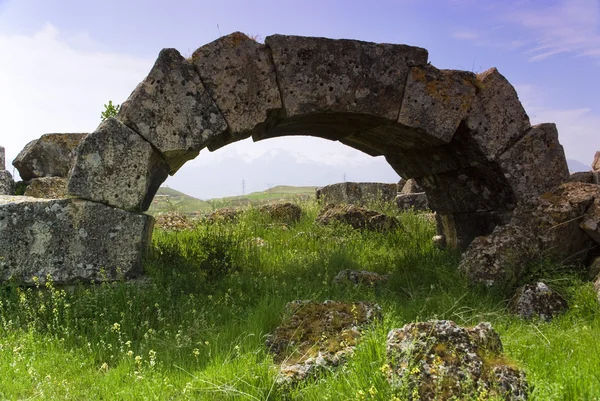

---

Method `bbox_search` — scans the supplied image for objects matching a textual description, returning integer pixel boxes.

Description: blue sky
[1,0,598,198]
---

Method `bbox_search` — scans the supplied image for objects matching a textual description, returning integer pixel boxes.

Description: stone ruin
[0,32,572,284]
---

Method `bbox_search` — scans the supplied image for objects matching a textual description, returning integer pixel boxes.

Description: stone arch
[67,32,569,250]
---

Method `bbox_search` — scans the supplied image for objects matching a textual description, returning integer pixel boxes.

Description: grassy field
[149,185,317,216]
[0,201,599,400]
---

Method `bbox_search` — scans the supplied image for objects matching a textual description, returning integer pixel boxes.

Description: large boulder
[191,32,283,148]
[118,48,228,173]
[509,282,568,321]
[315,182,397,206]
[257,202,302,224]
[0,171,14,195]
[0,196,153,285]
[266,300,381,385]
[67,118,170,212]
[12,133,87,181]
[316,203,400,232]
[386,320,528,400]
[23,177,68,199]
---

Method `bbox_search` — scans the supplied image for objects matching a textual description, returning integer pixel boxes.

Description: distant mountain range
[567,159,589,173]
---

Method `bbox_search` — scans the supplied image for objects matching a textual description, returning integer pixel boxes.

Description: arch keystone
[118,48,228,173]
[67,118,170,212]
[191,32,283,149]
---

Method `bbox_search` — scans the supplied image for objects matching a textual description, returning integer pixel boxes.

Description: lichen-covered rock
[23,177,68,199]
[509,282,568,321]
[464,68,531,160]
[386,320,528,401]
[266,300,381,385]
[580,198,600,245]
[498,123,569,201]
[316,203,399,232]
[154,211,195,231]
[459,224,540,287]
[396,193,429,211]
[0,196,153,285]
[398,66,476,143]
[568,171,594,184]
[0,146,5,170]
[332,270,390,286]
[257,202,302,224]
[399,178,423,194]
[191,32,282,148]
[266,35,427,121]
[593,151,600,171]
[0,171,14,195]
[67,118,170,212]
[118,48,228,173]
[512,182,600,262]
[316,182,397,206]
[12,133,87,181]
[205,207,241,223]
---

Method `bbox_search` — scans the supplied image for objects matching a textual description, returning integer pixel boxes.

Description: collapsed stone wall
[0,32,571,284]
[316,182,397,205]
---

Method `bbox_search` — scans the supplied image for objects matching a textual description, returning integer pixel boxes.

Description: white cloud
[0,23,153,178]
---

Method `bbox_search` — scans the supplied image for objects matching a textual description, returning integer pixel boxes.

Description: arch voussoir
[118,48,229,174]
[190,32,283,150]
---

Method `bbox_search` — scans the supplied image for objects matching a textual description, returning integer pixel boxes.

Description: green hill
[149,185,317,215]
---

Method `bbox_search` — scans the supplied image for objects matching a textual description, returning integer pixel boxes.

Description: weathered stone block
[398,66,476,143]
[67,118,170,212]
[399,178,423,194]
[12,134,87,181]
[0,196,153,285]
[568,171,594,183]
[581,198,600,245]
[0,171,14,195]
[0,146,4,170]
[395,193,429,211]
[118,48,228,173]
[316,182,397,205]
[265,34,427,126]
[191,32,282,148]
[465,68,531,160]
[23,177,68,199]
[498,123,569,201]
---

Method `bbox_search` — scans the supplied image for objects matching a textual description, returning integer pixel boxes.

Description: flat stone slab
[68,118,170,212]
[12,133,87,181]
[0,196,153,285]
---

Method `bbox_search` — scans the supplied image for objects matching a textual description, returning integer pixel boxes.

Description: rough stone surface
[257,202,302,224]
[191,32,282,148]
[399,178,423,194]
[23,177,68,199]
[568,171,594,183]
[459,224,540,287]
[588,256,600,280]
[395,193,429,211]
[316,203,400,232]
[67,118,170,212]
[0,196,153,285]
[512,182,600,262]
[398,66,476,143]
[593,151,600,171]
[386,320,528,400]
[332,270,391,286]
[509,282,568,321]
[0,146,4,170]
[498,123,569,201]
[264,34,428,138]
[315,182,397,206]
[0,171,14,195]
[436,211,513,251]
[118,48,228,173]
[580,198,600,245]
[12,134,87,181]
[464,68,531,160]
[266,300,381,385]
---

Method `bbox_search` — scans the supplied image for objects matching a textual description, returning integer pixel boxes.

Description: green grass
[0,201,599,400]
